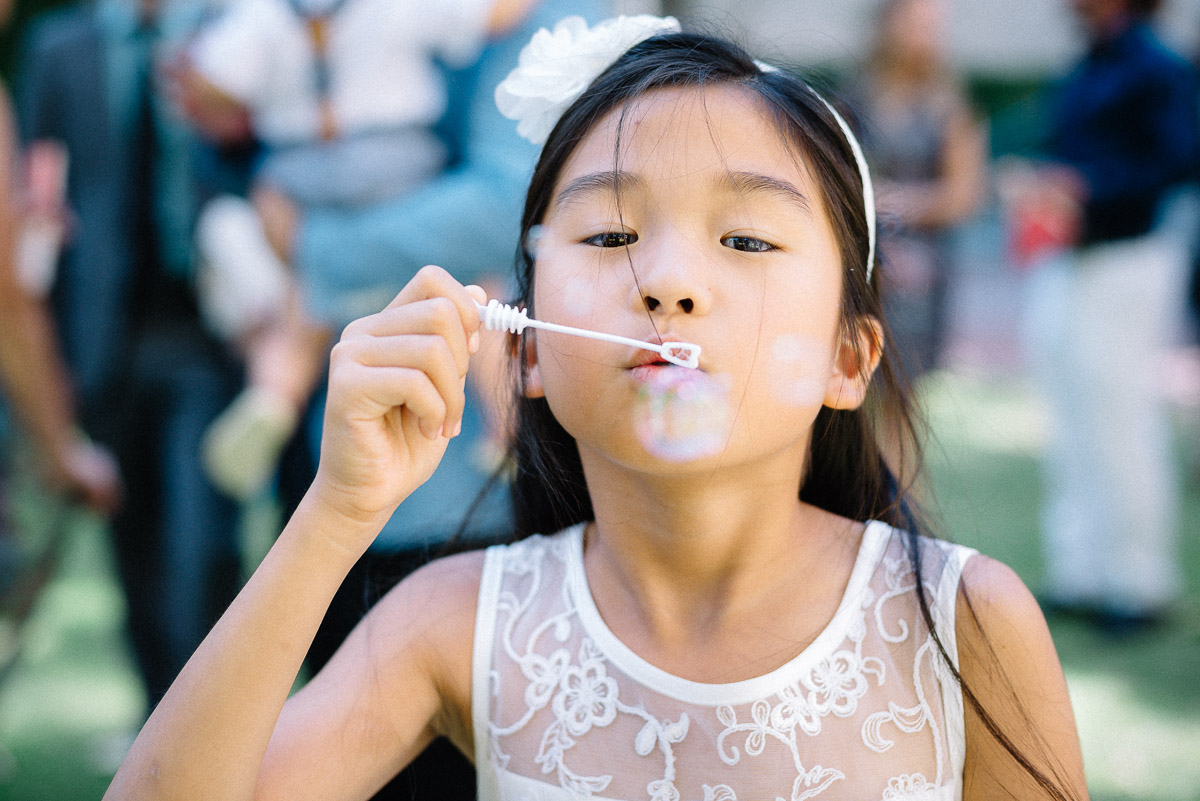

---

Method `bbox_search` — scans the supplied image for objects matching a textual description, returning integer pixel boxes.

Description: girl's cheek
[633,369,735,462]
[769,333,829,407]
[558,274,596,317]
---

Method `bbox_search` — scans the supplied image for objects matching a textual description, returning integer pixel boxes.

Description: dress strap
[930,540,977,790]
[472,543,506,799]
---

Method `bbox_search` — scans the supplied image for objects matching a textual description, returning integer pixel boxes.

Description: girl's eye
[584,231,639,248]
[721,235,776,253]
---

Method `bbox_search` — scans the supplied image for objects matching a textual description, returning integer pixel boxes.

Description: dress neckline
[562,519,892,707]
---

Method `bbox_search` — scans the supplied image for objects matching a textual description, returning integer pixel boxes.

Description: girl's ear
[823,316,884,411]
[518,332,545,399]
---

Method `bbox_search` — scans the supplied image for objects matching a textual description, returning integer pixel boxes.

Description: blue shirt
[1049,21,1200,244]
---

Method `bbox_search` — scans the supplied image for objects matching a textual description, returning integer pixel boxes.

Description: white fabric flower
[495,15,681,144]
[805,649,871,717]
[882,773,940,800]
[551,644,620,736]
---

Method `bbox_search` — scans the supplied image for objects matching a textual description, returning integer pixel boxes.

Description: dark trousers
[101,320,242,711]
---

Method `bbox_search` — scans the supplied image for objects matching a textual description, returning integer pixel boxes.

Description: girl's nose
[633,253,710,317]
[643,294,694,314]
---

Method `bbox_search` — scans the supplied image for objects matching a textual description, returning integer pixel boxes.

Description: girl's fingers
[336,334,467,435]
[334,361,454,441]
[329,267,491,444]
[347,295,477,377]
[381,265,486,350]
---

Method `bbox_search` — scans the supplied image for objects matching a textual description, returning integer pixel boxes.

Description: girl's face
[525,85,875,476]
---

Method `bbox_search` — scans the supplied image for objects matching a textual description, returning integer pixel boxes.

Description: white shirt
[473,522,975,801]
[190,0,493,146]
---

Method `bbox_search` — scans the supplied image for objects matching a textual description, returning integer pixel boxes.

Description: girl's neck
[577,446,861,646]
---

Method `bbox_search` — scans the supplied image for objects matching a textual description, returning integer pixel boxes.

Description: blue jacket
[1049,21,1200,244]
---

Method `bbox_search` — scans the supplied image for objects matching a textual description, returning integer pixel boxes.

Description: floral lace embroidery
[881,773,940,800]
[482,529,968,801]
[489,538,694,799]
[862,555,949,789]
[711,591,888,800]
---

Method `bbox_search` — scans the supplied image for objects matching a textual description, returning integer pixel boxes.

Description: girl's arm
[104,267,487,801]
[958,556,1089,801]
[257,548,482,798]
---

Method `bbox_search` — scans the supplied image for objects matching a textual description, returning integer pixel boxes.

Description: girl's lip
[627,336,698,369]
[628,351,670,369]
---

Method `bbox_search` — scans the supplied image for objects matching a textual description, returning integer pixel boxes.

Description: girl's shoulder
[369,532,580,662]
[352,551,489,753]
[869,521,979,585]
[953,554,1087,798]
[378,547,491,628]
[865,526,1046,672]
[480,525,583,570]
[956,552,1048,646]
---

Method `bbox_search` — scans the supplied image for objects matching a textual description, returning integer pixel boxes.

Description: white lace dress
[471,522,976,801]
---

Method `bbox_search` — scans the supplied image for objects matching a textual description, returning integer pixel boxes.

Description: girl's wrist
[291,477,396,563]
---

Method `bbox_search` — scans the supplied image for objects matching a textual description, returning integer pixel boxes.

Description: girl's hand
[312,266,487,540]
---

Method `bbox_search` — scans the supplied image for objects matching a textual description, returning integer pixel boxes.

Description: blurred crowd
[0,0,1196,795]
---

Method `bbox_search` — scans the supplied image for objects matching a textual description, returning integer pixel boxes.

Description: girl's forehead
[552,85,819,196]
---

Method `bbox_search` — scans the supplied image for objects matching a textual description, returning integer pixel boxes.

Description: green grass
[0,369,1198,799]
[924,370,1200,801]
[0,510,142,801]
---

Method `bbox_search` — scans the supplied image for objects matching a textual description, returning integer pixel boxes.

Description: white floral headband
[494,15,876,280]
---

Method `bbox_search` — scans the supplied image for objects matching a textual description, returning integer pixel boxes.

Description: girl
[104,17,1087,801]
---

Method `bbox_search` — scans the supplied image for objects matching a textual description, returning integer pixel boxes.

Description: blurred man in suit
[17,0,242,711]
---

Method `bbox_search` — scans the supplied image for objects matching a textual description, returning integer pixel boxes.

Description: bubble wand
[476,299,701,369]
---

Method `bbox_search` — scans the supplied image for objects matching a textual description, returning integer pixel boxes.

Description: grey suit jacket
[17,0,201,418]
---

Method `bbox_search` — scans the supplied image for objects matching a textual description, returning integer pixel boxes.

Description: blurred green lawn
[0,369,1198,800]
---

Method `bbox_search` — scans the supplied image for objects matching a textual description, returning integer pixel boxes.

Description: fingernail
[468,330,480,354]
[451,419,463,437]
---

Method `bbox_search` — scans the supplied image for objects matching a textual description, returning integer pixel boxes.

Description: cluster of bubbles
[630,331,831,461]
[633,367,733,462]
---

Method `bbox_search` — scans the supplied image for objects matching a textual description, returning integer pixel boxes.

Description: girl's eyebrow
[720,171,813,216]
[552,170,643,212]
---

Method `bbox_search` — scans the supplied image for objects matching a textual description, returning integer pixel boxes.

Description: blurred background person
[0,0,120,602]
[173,0,542,503]
[14,0,244,713]
[1016,0,1199,633]
[844,0,987,482]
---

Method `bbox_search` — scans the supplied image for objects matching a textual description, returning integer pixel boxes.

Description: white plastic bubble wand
[476,299,701,369]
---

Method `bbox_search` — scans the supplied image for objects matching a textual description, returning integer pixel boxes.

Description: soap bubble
[633,369,733,462]
[524,224,547,259]
[769,333,827,407]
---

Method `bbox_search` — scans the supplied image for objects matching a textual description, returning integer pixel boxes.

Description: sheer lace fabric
[472,522,976,801]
